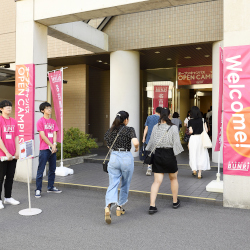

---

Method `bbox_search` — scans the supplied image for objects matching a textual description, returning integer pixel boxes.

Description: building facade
[0,0,250,209]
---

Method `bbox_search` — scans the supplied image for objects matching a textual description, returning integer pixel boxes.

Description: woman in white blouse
[146,108,184,214]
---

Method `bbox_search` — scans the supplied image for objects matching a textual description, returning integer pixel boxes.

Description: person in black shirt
[104,111,139,224]
[188,106,210,178]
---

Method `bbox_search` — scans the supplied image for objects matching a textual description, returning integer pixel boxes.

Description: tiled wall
[51,64,88,133]
[88,67,110,142]
[0,0,16,63]
[104,0,223,51]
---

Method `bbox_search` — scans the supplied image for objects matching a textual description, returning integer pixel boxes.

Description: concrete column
[212,41,223,164]
[223,0,250,209]
[110,51,140,157]
[15,0,48,182]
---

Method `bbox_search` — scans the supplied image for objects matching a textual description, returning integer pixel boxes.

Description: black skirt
[152,148,178,173]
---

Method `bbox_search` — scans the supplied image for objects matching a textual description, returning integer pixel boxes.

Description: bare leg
[150,173,164,207]
[198,170,202,178]
[168,172,179,203]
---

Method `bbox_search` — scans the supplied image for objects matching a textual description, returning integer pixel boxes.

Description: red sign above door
[178,66,212,85]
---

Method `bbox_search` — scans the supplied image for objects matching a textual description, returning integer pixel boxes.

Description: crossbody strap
[103,126,125,164]
[148,125,172,156]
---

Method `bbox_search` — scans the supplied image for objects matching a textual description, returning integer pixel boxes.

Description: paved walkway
[44,161,223,205]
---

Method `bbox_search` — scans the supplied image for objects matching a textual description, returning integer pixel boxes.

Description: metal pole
[26,160,31,210]
[61,67,63,168]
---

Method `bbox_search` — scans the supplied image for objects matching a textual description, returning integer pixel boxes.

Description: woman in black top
[188,106,210,178]
[104,111,139,224]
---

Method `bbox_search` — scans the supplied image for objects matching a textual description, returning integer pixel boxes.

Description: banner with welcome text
[223,45,250,176]
[48,70,63,143]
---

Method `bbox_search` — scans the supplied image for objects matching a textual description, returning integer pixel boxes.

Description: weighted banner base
[206,180,223,193]
[19,208,42,216]
[55,166,74,177]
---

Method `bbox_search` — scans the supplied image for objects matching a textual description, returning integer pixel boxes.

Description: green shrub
[56,127,98,160]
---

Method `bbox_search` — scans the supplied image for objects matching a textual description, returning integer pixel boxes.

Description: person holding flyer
[0,100,20,209]
[35,102,62,198]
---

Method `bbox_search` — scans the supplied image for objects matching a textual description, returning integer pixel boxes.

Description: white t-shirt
[206,111,212,120]
[184,117,190,126]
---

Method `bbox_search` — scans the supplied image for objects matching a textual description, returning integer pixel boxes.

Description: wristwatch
[53,142,57,146]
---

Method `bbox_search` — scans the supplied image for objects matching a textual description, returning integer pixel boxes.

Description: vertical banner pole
[60,67,63,168]
[26,159,31,210]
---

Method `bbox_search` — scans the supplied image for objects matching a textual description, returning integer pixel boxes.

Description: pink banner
[15,64,35,143]
[178,66,212,85]
[48,70,63,143]
[214,47,224,152]
[153,86,168,114]
[223,45,250,176]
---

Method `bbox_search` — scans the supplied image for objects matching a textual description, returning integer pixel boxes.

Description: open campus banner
[223,45,250,176]
[178,66,212,85]
[214,47,224,152]
[48,70,63,143]
[153,85,168,114]
[15,64,35,143]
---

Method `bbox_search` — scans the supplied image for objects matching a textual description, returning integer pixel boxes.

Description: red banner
[48,70,63,143]
[15,64,35,143]
[214,47,224,152]
[178,66,212,85]
[153,86,168,114]
[223,45,250,176]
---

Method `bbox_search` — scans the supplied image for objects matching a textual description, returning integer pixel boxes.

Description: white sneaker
[4,197,20,205]
[0,200,4,209]
[146,168,152,176]
[35,190,41,198]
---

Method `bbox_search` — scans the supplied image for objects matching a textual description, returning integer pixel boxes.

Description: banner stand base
[206,180,223,193]
[19,208,42,216]
[55,166,74,177]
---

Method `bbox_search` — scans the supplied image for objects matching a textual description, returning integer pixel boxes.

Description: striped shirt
[146,123,184,156]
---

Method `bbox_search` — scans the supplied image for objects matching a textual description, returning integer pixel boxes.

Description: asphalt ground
[1,181,249,250]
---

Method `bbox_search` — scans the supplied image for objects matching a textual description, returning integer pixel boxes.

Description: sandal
[192,171,197,176]
[198,175,203,179]
[105,207,111,224]
[116,206,125,216]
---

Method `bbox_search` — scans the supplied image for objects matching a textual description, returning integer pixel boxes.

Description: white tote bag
[201,118,212,148]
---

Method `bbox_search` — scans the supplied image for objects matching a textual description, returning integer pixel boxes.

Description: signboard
[153,85,168,114]
[48,70,63,143]
[15,64,35,143]
[20,140,34,161]
[178,66,212,85]
[215,47,224,152]
[223,45,250,176]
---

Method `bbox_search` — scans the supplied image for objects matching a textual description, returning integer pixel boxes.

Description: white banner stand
[48,67,74,177]
[18,140,42,216]
[206,146,223,193]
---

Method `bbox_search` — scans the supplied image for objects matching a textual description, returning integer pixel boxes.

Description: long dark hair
[110,111,129,132]
[186,110,190,118]
[159,107,173,126]
[190,106,202,119]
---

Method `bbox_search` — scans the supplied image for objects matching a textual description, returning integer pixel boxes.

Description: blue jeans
[36,149,57,191]
[105,151,134,209]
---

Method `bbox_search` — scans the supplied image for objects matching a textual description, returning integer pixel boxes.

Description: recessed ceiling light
[177,64,181,66]
[167,58,172,60]
[196,47,202,50]
[104,62,108,64]
[155,51,160,54]
[204,55,210,57]
[97,60,102,62]
[184,56,191,59]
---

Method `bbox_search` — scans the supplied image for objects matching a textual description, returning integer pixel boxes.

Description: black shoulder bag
[103,127,125,173]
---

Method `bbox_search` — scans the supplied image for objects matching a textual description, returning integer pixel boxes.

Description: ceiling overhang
[48,21,108,53]
[34,0,214,26]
